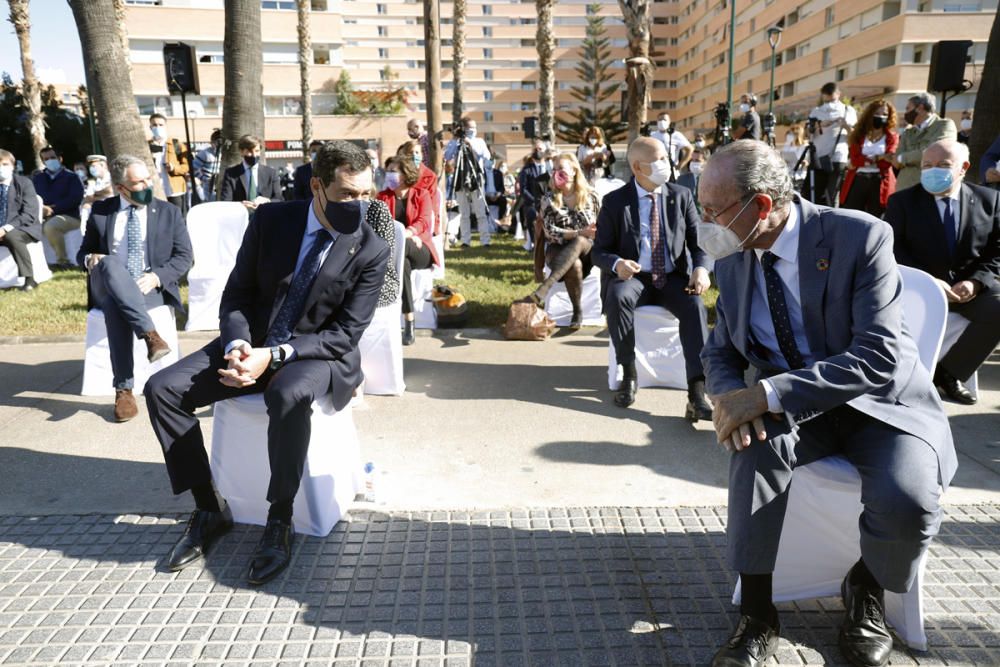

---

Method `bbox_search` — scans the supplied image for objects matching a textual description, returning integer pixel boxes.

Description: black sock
[849,558,881,590]
[191,483,223,513]
[267,499,293,524]
[740,573,777,625]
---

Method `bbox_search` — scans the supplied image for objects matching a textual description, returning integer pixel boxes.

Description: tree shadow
[0,359,109,422]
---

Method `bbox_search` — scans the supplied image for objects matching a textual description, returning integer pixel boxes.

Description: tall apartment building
[122,0,995,157]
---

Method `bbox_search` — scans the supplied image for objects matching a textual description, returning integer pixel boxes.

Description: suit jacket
[701,196,957,488]
[292,163,312,201]
[219,163,283,204]
[885,182,1000,292]
[675,172,698,197]
[219,199,391,410]
[77,196,193,311]
[592,178,708,308]
[895,115,958,191]
[2,175,42,241]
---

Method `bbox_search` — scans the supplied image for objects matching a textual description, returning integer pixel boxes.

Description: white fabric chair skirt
[210,394,362,537]
[81,305,180,396]
[543,265,604,327]
[41,229,83,267]
[607,305,686,390]
[360,303,406,395]
[405,268,438,330]
[184,202,249,331]
[185,277,228,332]
[732,455,930,651]
[432,234,446,279]
[940,312,977,394]
[0,241,53,288]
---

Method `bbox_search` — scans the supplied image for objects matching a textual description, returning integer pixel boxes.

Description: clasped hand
[218,342,271,388]
[709,385,772,453]
[937,279,979,304]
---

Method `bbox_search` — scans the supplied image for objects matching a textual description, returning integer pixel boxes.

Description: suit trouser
[89,259,162,390]
[728,404,942,594]
[42,215,81,263]
[940,284,1000,382]
[0,229,36,279]
[145,339,334,505]
[605,271,708,382]
[456,190,490,245]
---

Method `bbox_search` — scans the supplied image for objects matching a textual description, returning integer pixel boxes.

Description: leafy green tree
[0,73,93,169]
[332,70,360,115]
[557,5,626,145]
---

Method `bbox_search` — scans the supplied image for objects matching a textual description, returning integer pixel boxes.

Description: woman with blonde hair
[577,126,615,183]
[525,153,601,329]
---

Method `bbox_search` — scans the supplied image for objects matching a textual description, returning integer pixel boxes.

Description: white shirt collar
[918,115,934,130]
[306,200,339,242]
[937,190,960,203]
[754,203,800,264]
[118,194,144,212]
[634,179,662,198]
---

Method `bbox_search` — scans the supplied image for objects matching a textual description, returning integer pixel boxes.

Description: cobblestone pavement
[0,506,998,666]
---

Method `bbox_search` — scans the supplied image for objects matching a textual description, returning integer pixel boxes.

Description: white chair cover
[81,305,180,396]
[432,234,446,279]
[0,241,53,288]
[543,265,604,327]
[359,221,406,396]
[407,268,438,330]
[39,195,82,266]
[210,393,362,537]
[734,265,948,651]
[941,312,977,395]
[607,305,687,390]
[184,202,249,331]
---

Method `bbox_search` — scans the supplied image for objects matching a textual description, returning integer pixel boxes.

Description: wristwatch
[269,346,285,371]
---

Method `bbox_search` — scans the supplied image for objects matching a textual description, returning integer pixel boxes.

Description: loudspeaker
[928,40,972,93]
[523,116,538,140]
[163,42,200,95]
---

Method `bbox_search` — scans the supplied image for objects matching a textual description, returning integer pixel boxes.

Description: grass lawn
[0,235,716,336]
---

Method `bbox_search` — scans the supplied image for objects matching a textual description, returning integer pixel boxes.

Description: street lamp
[766,26,783,116]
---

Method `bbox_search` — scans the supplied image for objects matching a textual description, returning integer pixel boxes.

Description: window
[376,3,386,14]
[787,8,799,25]
[311,0,328,9]
[378,48,388,59]
[378,26,387,37]
[822,47,831,69]
[483,48,492,59]
[877,47,896,69]
[522,81,536,90]
[836,67,846,82]
[913,48,924,64]
[484,111,493,121]
[883,2,901,19]
[261,0,295,8]
[484,70,493,80]
[483,26,492,37]
[482,4,491,14]
[484,91,493,101]
[825,7,834,27]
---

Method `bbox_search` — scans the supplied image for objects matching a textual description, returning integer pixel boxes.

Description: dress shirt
[108,195,149,274]
[935,191,961,242]
[0,180,11,233]
[649,130,691,170]
[752,204,815,413]
[633,180,673,275]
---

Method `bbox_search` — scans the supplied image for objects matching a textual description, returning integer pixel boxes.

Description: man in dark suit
[219,134,283,214]
[0,148,41,291]
[885,139,1000,405]
[592,136,713,420]
[675,148,705,204]
[144,141,390,586]
[77,155,193,422]
[699,140,955,667]
[292,140,325,200]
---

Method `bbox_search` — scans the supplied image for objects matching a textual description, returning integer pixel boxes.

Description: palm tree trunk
[8,0,46,173]
[970,9,1000,184]
[618,0,652,144]
[536,0,555,140]
[221,0,265,172]
[451,0,467,126]
[297,0,312,162]
[423,0,443,173]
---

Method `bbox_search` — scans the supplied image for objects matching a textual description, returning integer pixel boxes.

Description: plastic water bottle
[363,462,377,503]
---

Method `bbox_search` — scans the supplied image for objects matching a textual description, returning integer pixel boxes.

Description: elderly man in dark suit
[592,136,713,420]
[885,139,1000,405]
[78,155,193,422]
[144,141,390,586]
[219,134,284,213]
[0,148,41,291]
[699,140,956,667]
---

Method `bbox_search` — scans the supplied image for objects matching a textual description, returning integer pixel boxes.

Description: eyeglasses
[701,197,748,224]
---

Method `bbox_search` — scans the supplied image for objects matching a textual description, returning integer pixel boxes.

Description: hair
[209,128,222,142]
[850,99,897,145]
[658,112,670,121]
[708,141,794,208]
[550,153,594,212]
[583,126,606,147]
[908,92,936,114]
[313,139,371,186]
[109,155,147,186]
[820,82,838,97]
[742,93,757,107]
[385,154,419,187]
[786,123,806,146]
[396,140,422,159]
[461,116,475,128]
[39,145,59,158]
[237,134,261,151]
[309,139,325,149]
[0,149,14,164]
[149,113,167,124]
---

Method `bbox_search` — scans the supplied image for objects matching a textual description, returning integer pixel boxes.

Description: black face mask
[244,155,258,167]
[872,116,887,130]
[318,188,367,235]
[903,109,918,125]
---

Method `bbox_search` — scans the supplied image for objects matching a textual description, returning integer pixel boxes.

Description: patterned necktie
[942,198,957,258]
[0,184,8,227]
[648,194,666,289]
[760,251,805,370]
[248,168,257,201]
[126,205,144,279]
[265,228,334,346]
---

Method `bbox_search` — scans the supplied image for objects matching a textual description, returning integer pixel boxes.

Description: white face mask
[588,137,598,146]
[151,126,166,140]
[644,159,672,187]
[697,197,760,260]
[689,162,704,176]
[0,165,12,182]
[739,103,751,114]
[960,119,972,131]
[657,120,670,131]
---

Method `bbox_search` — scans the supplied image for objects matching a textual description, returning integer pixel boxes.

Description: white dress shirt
[935,191,961,240]
[109,195,150,273]
[634,180,673,275]
[753,204,815,413]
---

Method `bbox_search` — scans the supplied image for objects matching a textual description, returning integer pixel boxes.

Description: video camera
[806,116,820,135]
[714,102,731,128]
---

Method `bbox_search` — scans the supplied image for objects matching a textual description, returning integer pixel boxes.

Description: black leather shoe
[569,309,583,330]
[402,320,415,346]
[247,520,295,586]
[935,368,976,405]
[615,364,638,408]
[18,278,37,292]
[166,505,233,571]
[686,380,714,421]
[711,614,780,666]
[839,574,893,667]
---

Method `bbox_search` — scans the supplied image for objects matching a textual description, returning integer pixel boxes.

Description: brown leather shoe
[114,389,138,422]
[142,330,171,363]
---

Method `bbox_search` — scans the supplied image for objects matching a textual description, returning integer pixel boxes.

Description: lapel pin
[349,245,356,255]
[816,258,829,271]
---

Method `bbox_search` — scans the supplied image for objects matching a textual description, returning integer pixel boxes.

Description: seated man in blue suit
[144,141,390,586]
[698,140,956,667]
[78,155,193,422]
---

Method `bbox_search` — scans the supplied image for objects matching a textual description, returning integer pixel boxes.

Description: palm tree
[617,0,653,143]
[296,0,313,162]
[536,0,556,140]
[422,0,444,173]
[970,9,1000,184]
[221,0,265,172]
[451,0,467,126]
[7,0,46,172]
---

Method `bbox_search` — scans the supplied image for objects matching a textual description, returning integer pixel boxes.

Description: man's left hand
[687,267,711,296]
[951,280,979,303]
[253,196,270,206]
[0,229,6,241]
[218,347,270,387]
[135,272,160,295]
[710,385,769,450]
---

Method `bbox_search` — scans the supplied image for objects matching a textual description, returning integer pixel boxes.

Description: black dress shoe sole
[165,520,233,572]
[614,394,635,408]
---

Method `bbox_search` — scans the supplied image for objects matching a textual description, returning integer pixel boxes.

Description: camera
[453,125,467,140]
[714,102,731,127]
[806,116,820,134]
[763,112,776,136]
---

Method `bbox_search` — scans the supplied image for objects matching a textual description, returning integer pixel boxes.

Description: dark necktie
[265,228,333,346]
[942,198,957,258]
[648,194,666,289]
[761,251,805,370]
[125,205,143,279]
[0,184,8,227]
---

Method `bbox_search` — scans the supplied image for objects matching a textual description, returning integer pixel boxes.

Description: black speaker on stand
[162,43,199,167]
[927,40,973,116]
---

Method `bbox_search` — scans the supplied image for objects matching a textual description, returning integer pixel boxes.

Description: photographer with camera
[807,82,857,206]
[650,113,692,182]
[444,117,492,247]
[733,95,762,142]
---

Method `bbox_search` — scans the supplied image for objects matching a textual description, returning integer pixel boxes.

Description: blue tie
[0,184,8,226]
[126,206,143,279]
[942,198,957,258]
[761,251,805,370]
[265,228,334,346]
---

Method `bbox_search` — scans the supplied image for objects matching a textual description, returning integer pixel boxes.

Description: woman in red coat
[840,100,899,218]
[376,155,441,345]
[397,140,442,235]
